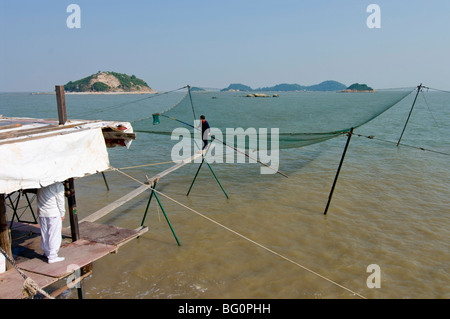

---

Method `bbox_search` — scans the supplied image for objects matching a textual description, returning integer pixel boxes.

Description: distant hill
[221,80,347,92]
[341,83,375,92]
[257,83,305,92]
[221,83,253,92]
[305,80,348,92]
[64,71,155,93]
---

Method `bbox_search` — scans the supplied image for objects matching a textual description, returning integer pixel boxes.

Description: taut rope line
[111,167,367,299]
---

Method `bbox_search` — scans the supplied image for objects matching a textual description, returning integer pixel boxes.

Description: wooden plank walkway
[81,151,204,223]
[18,239,117,278]
[0,268,58,299]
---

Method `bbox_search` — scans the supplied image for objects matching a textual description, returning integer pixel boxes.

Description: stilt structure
[0,84,141,299]
[186,157,229,199]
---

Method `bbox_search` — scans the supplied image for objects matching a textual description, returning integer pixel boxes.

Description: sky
[1,0,450,92]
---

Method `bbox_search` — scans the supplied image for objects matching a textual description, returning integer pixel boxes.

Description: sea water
[0,90,448,299]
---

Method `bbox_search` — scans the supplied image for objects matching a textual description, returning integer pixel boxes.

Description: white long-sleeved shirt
[36,182,66,218]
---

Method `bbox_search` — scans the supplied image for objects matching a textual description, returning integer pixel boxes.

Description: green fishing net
[136,87,414,150]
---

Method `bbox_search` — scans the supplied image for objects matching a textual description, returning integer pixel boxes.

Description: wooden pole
[55,85,67,125]
[55,85,84,298]
[55,86,80,242]
[324,128,354,215]
[65,178,80,242]
[0,194,13,270]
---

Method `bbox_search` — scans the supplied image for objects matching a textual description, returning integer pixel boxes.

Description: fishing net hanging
[135,87,415,150]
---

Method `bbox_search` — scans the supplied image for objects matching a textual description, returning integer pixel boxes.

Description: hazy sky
[1,0,449,92]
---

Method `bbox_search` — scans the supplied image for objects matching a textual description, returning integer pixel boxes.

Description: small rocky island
[341,83,376,93]
[64,71,155,93]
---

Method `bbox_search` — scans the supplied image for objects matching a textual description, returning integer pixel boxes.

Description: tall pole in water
[397,84,422,147]
[56,85,80,242]
[324,128,354,215]
[56,85,84,299]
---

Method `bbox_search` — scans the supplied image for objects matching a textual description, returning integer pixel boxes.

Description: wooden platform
[0,221,147,299]
[18,239,117,278]
[0,268,58,299]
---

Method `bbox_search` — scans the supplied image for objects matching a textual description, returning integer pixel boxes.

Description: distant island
[341,83,375,93]
[64,71,155,93]
[221,80,348,92]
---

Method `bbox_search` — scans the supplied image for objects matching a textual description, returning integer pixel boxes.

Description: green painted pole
[141,181,158,226]
[205,160,229,199]
[153,192,181,246]
[186,158,205,196]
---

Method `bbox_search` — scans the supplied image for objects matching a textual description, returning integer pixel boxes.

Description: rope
[151,113,289,178]
[102,146,234,172]
[0,246,54,299]
[187,85,197,120]
[428,87,450,94]
[76,86,188,119]
[420,90,442,128]
[113,160,183,171]
[111,167,367,299]
[353,132,450,156]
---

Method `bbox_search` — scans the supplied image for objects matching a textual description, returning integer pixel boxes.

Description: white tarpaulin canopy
[0,117,134,194]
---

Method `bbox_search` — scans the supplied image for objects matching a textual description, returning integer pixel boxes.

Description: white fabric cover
[0,128,110,194]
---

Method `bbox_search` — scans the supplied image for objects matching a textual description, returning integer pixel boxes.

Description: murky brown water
[2,92,448,299]
[66,132,449,299]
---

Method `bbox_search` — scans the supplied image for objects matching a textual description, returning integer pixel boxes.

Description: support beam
[141,180,158,227]
[205,160,229,199]
[186,159,205,196]
[65,178,80,242]
[324,128,354,215]
[140,180,180,246]
[187,142,229,199]
[153,191,181,246]
[397,84,422,147]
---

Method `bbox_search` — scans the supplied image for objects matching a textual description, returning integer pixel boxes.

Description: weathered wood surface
[62,221,147,246]
[18,239,117,278]
[0,269,58,299]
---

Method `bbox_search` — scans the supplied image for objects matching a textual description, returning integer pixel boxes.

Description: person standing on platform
[37,182,66,264]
